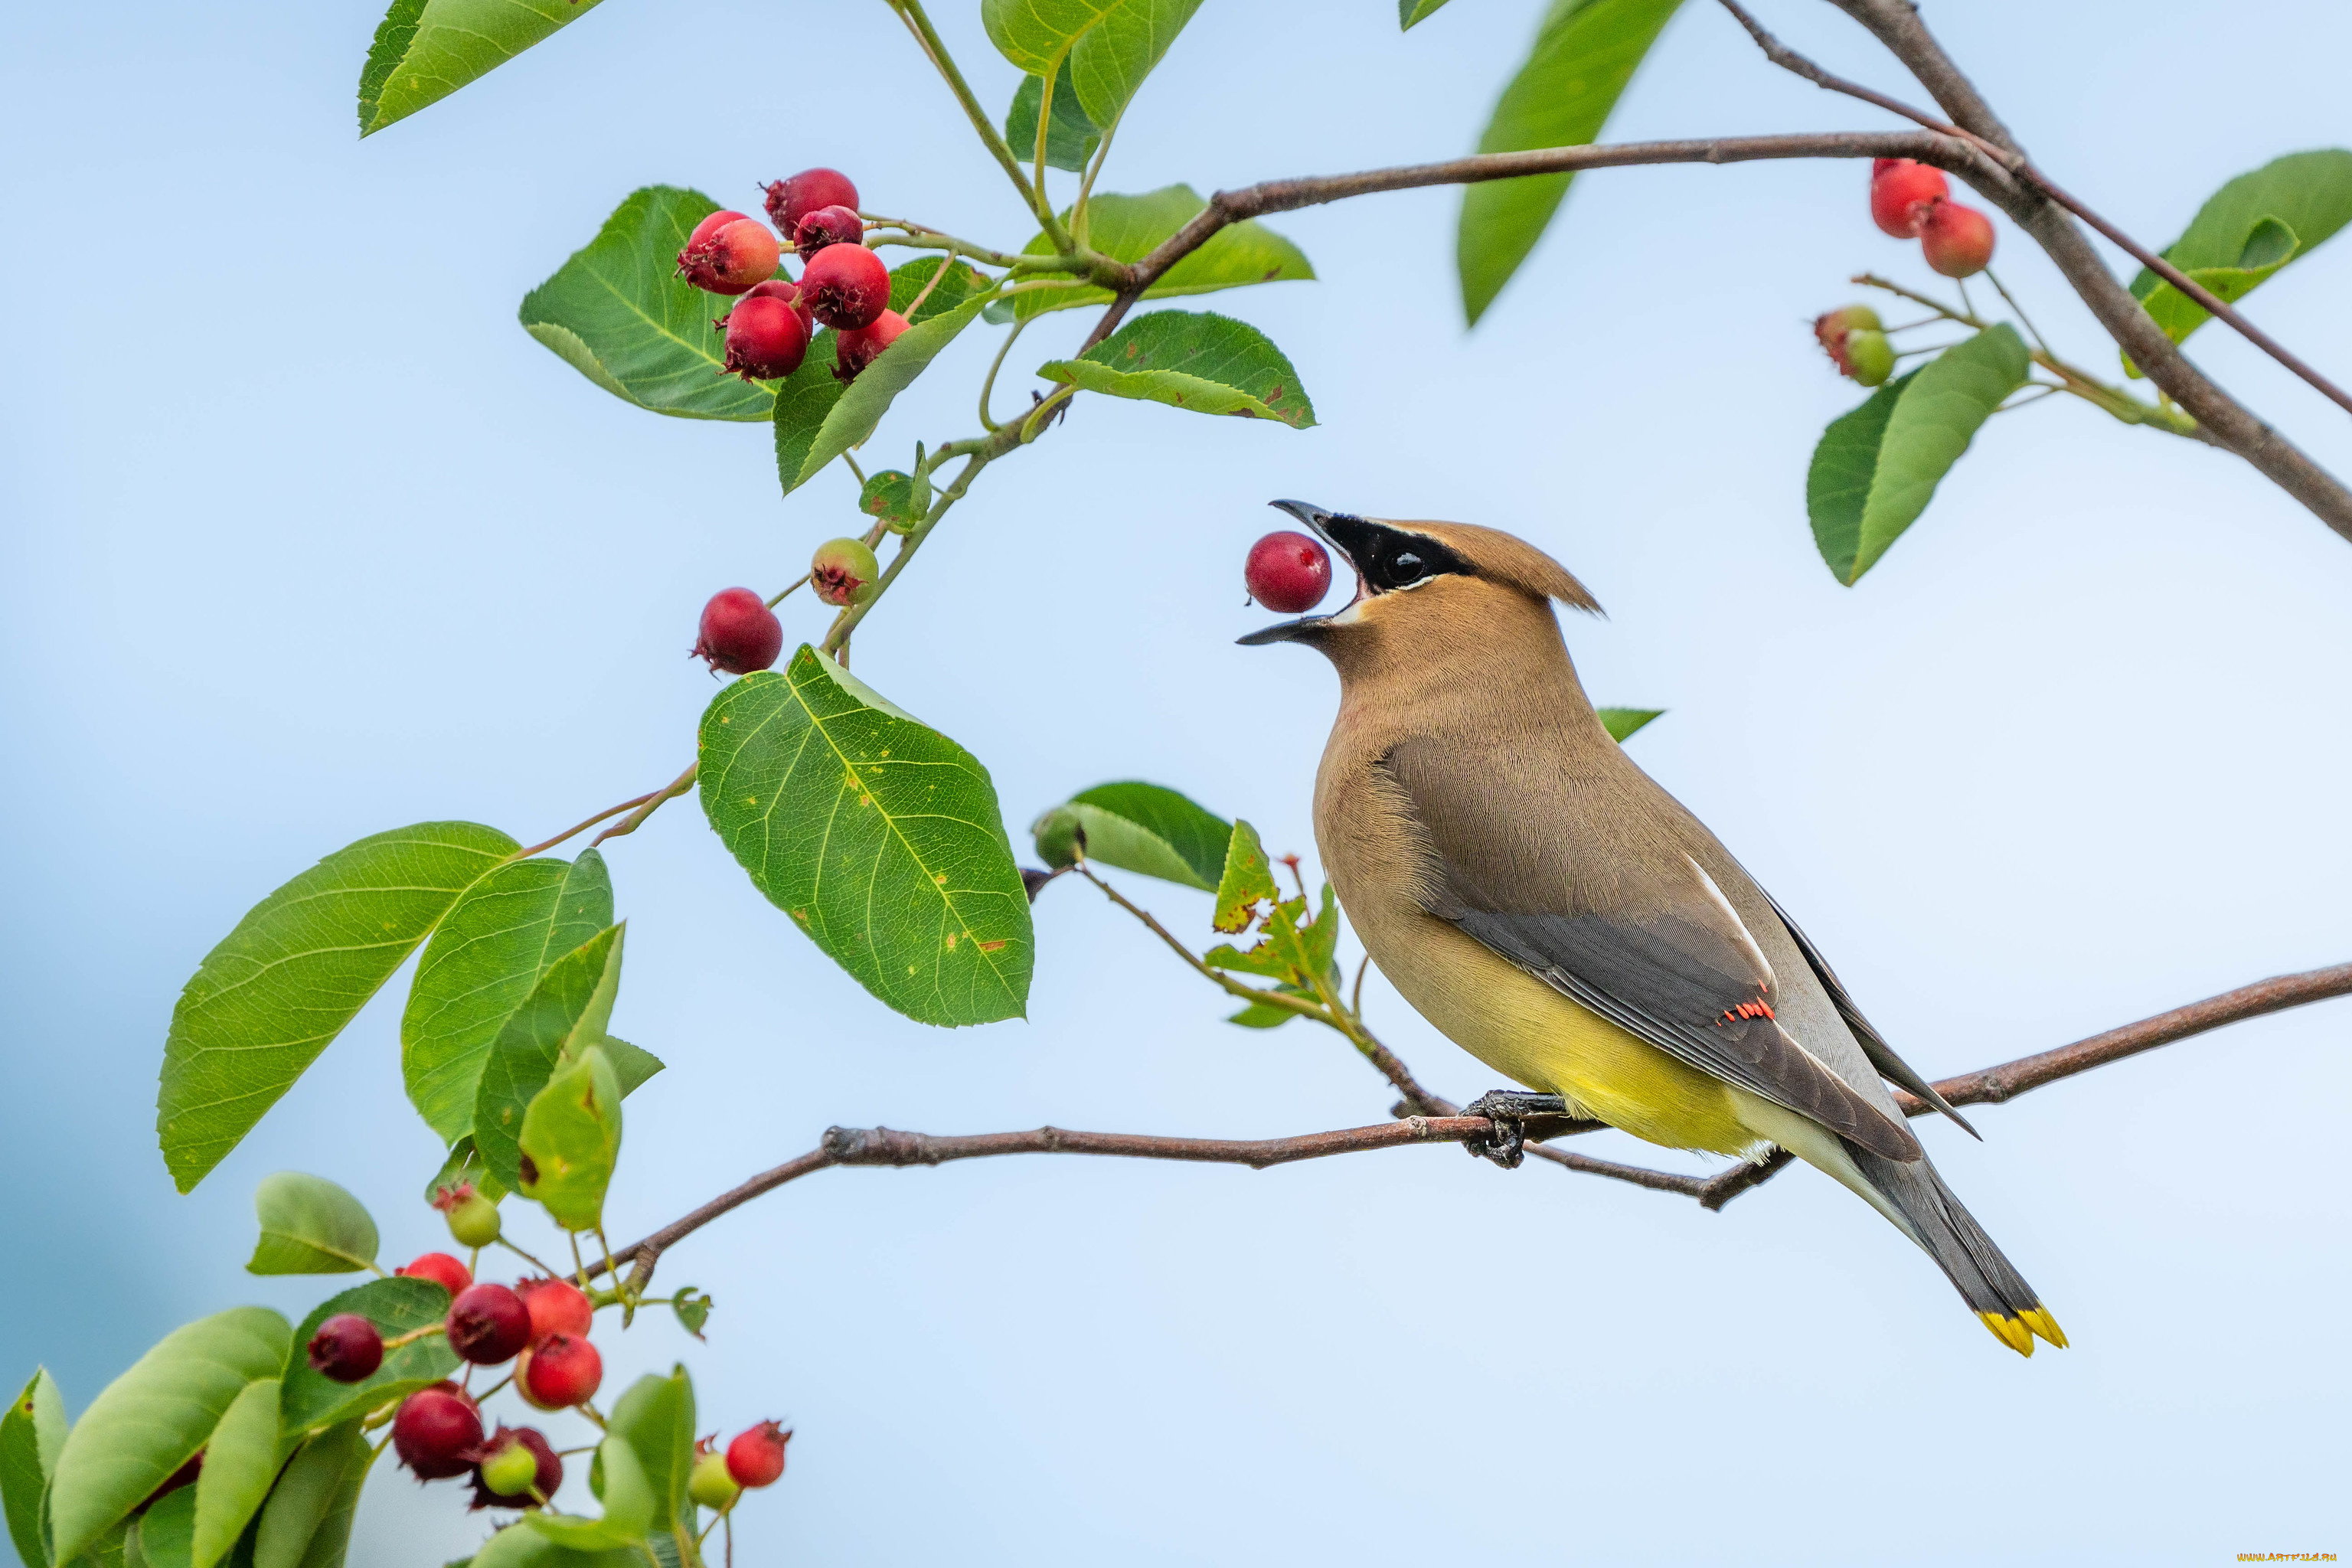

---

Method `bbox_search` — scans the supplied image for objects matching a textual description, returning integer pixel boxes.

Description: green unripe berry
[1844,329,1896,387]
[479,1439,541,1500]
[445,1191,502,1249]
[688,1449,741,1512]
[810,537,880,607]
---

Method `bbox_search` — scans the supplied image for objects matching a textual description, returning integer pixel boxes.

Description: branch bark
[600,959,2352,1282]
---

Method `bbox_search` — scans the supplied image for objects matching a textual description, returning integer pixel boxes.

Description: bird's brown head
[1238,501,1600,678]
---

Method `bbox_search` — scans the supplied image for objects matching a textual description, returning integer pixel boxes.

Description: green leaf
[251,1424,367,1568]
[1805,325,2029,584]
[127,1488,192,1568]
[859,471,923,530]
[1211,821,1279,935]
[2,1369,67,1568]
[1038,310,1315,427]
[670,1291,711,1340]
[49,1309,291,1563]
[1400,0,1454,26]
[190,1380,281,1568]
[593,1036,664,1098]
[769,341,848,498]
[605,1370,694,1538]
[520,187,777,423]
[280,1279,459,1439]
[1596,707,1663,743]
[774,260,985,499]
[158,822,518,1192]
[1013,186,1313,319]
[472,925,625,1194]
[403,851,614,1145]
[469,1524,645,1568]
[982,0,1204,128]
[2128,150,2352,349]
[524,1441,649,1550]
[699,648,1033,1027]
[1456,0,1684,324]
[1224,995,1303,1027]
[358,0,610,137]
[1004,60,1101,173]
[1028,781,1231,889]
[783,296,988,494]
[888,257,988,325]
[244,1174,378,1276]
[517,1044,622,1233]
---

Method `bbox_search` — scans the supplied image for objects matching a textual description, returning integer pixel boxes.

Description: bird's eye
[1390,550,1425,581]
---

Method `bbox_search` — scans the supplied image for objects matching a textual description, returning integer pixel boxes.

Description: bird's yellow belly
[1373,913,1761,1158]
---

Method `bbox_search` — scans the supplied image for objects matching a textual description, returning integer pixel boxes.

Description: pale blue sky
[4,1,2349,1563]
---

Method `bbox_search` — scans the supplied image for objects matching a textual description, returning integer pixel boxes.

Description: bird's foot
[1461,1091,1569,1169]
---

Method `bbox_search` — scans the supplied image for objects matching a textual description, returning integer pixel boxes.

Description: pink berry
[684,209,750,253]
[677,217,782,296]
[833,309,909,383]
[516,1332,603,1410]
[763,168,859,237]
[397,1253,472,1298]
[792,204,864,256]
[1920,199,1996,277]
[693,587,783,675]
[798,243,889,330]
[446,1283,531,1366]
[469,1425,562,1511]
[515,1277,594,1344]
[720,295,809,381]
[1244,531,1332,613]
[305,1314,384,1383]
[393,1384,482,1480]
[1870,160,1949,238]
[725,1420,791,1489]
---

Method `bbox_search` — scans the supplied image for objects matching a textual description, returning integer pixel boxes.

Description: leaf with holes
[158,822,517,1192]
[1012,186,1313,319]
[2125,149,2352,360]
[1458,0,1684,324]
[1038,311,1315,427]
[246,1173,378,1276]
[1597,707,1663,743]
[521,187,778,423]
[1806,325,2030,585]
[700,648,1031,1026]
[1029,782,1231,890]
[358,0,610,136]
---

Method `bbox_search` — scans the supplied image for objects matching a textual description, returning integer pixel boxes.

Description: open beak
[1236,498,1363,645]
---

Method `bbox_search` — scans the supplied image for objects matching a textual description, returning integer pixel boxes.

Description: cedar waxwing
[1242,501,2063,1356]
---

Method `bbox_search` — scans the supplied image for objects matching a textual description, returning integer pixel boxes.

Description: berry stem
[589,760,699,848]
[1073,102,1127,246]
[508,789,665,863]
[493,1236,564,1278]
[977,315,1034,431]
[887,0,1073,254]
[380,1322,447,1351]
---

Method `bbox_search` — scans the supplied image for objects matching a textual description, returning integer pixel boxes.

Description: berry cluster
[675,167,909,387]
[1869,158,1996,278]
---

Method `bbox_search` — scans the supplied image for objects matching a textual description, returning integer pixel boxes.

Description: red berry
[792,204,864,256]
[393,1384,483,1480]
[516,1332,603,1410]
[744,276,814,336]
[469,1426,563,1511]
[515,1278,594,1344]
[724,1421,791,1489]
[1244,531,1332,614]
[798,243,889,330]
[306,1314,384,1383]
[1920,199,1996,277]
[397,1253,472,1298]
[833,309,909,384]
[1870,159,1949,237]
[677,217,782,296]
[693,587,783,675]
[446,1283,532,1366]
[720,295,809,381]
[763,168,859,237]
[686,209,751,252]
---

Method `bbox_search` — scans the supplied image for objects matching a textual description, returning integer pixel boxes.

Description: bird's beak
[1236,498,1363,645]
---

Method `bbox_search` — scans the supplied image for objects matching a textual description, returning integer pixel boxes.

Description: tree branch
[597,959,2352,1282]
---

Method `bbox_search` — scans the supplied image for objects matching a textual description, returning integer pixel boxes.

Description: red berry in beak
[693,587,784,675]
[393,1384,482,1480]
[516,1331,603,1410]
[792,204,864,256]
[677,217,782,296]
[725,1420,791,1488]
[397,1253,472,1298]
[469,1425,562,1511]
[720,295,810,381]
[833,309,909,383]
[446,1283,532,1365]
[1869,159,1949,237]
[798,243,890,330]
[1244,531,1333,614]
[763,168,859,237]
[306,1313,384,1383]
[1920,199,1996,277]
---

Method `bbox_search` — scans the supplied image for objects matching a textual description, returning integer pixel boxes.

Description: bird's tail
[1847,1143,2066,1357]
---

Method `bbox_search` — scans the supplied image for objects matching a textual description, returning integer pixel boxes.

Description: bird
[1240,500,2064,1356]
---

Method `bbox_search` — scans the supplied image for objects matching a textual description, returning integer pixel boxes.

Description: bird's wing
[1759,892,1978,1138]
[1380,745,1922,1162]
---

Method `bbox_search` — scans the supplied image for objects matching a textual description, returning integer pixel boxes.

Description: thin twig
[591,760,698,847]
[509,790,662,861]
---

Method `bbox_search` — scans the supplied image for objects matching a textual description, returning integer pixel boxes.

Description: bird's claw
[1462,1091,1569,1169]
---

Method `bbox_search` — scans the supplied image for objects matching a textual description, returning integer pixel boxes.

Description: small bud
[810,537,880,607]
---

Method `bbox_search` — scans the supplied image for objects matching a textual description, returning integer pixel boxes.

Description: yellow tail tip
[1978,1311,2035,1356]
[2019,1305,2069,1349]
